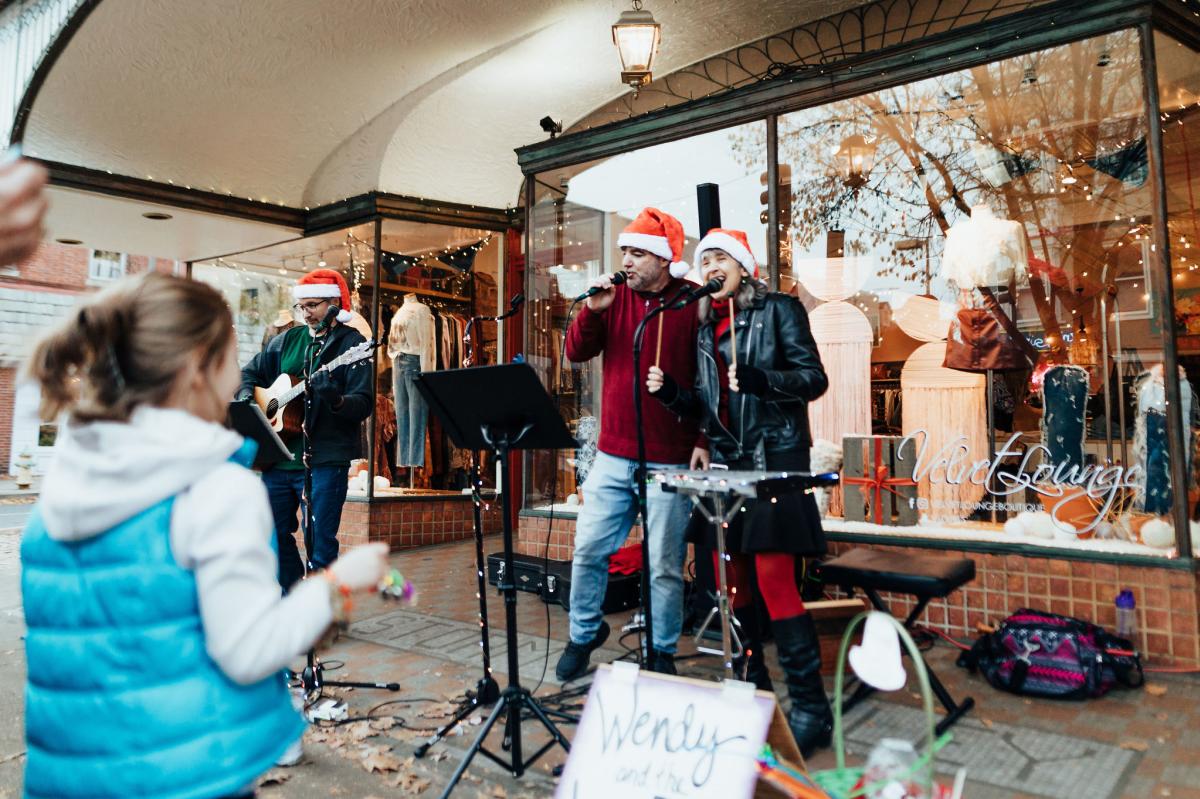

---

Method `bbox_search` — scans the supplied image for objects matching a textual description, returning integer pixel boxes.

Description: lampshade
[835,134,876,189]
[792,255,873,301]
[890,291,954,342]
[848,611,907,691]
[612,1,661,89]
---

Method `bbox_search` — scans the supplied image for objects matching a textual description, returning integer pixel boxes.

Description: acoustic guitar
[254,339,377,440]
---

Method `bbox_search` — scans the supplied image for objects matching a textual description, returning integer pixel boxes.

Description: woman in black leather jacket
[647,228,833,756]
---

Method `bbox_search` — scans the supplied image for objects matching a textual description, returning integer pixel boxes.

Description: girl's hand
[328,543,389,591]
[690,447,711,470]
[728,363,740,393]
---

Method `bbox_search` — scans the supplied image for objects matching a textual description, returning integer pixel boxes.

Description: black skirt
[686,448,827,556]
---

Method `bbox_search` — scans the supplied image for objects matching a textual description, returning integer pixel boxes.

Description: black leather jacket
[662,292,828,467]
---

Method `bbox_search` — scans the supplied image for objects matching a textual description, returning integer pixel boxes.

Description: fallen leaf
[1119,740,1150,752]
[370,717,397,731]
[347,721,377,742]
[390,772,433,794]
[981,718,994,729]
[257,769,292,787]
[492,787,507,798]
[1156,712,1170,721]
[469,715,484,726]
[1146,683,1168,697]
[430,751,449,763]
[329,788,346,796]
[362,743,405,767]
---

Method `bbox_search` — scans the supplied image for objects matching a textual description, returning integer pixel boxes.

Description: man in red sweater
[556,208,706,680]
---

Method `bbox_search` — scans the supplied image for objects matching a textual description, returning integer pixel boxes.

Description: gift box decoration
[841,435,919,526]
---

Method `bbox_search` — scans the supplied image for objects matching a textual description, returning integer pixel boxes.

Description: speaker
[697,183,721,237]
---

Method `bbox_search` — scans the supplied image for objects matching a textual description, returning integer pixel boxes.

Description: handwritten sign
[556,664,779,799]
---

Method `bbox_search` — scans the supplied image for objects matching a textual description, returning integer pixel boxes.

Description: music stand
[415,363,576,798]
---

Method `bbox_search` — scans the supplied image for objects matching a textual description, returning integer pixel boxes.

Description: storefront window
[777,29,1179,555]
[194,218,502,494]
[525,123,767,512]
[1157,31,1200,555]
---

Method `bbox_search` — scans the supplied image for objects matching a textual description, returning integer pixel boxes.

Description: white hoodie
[38,406,332,684]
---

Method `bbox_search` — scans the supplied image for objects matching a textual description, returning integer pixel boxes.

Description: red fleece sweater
[566,278,700,465]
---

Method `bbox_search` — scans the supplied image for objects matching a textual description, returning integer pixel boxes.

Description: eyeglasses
[293,299,330,313]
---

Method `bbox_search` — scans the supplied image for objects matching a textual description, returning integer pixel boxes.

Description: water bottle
[1115,589,1137,640]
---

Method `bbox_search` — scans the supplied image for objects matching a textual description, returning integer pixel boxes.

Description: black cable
[530,296,581,696]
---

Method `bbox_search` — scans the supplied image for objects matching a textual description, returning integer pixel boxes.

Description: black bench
[815,548,976,735]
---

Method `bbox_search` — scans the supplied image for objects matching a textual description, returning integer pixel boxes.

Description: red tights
[712,550,806,620]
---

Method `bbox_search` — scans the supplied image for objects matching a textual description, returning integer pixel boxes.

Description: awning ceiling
[21,0,864,215]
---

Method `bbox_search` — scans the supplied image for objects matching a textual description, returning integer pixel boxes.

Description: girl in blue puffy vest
[20,273,388,799]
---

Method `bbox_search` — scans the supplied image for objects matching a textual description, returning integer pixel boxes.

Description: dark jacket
[237,323,373,467]
[662,292,827,467]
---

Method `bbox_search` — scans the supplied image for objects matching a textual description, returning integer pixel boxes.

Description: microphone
[315,305,340,332]
[573,271,629,302]
[670,276,725,309]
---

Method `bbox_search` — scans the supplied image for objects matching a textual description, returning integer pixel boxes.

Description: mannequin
[940,204,1029,289]
[387,294,436,472]
[941,205,1037,375]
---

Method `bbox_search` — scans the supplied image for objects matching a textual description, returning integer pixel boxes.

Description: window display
[1157,30,1200,556]
[194,218,504,496]
[525,123,768,513]
[773,29,1182,556]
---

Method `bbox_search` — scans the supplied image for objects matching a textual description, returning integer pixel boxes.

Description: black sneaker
[555,621,610,682]
[650,651,677,676]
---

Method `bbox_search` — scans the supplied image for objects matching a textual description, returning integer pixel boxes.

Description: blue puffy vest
[21,444,305,798]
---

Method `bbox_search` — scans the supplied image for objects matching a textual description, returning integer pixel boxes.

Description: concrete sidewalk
[1,533,1198,797]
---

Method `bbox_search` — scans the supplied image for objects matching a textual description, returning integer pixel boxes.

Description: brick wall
[340,495,503,550]
[0,286,83,368]
[0,366,13,469]
[517,511,642,561]
[822,540,1200,668]
[3,242,89,290]
[511,513,1200,668]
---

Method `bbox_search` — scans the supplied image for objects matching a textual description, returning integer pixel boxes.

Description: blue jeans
[263,466,349,591]
[568,451,692,653]
[393,354,427,468]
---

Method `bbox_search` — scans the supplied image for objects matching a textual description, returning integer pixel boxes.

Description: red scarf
[713,301,733,429]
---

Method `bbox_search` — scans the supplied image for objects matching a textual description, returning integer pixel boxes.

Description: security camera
[539,116,563,138]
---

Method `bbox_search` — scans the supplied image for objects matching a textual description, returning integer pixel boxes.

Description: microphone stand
[415,296,523,757]
[298,317,401,702]
[628,283,692,668]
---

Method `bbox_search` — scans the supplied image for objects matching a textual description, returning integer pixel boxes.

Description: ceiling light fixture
[612,0,661,92]
[55,238,83,245]
[142,212,173,221]
[835,134,876,189]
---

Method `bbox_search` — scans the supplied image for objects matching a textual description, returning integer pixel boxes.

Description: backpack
[956,608,1144,699]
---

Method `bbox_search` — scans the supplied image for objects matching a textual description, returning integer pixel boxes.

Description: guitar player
[237,268,373,591]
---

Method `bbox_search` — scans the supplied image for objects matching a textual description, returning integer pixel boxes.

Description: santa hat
[617,207,689,279]
[694,228,758,278]
[293,268,353,323]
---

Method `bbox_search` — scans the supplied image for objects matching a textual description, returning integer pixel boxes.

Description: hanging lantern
[835,134,876,189]
[612,0,661,91]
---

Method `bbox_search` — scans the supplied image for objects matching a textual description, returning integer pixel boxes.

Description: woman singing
[647,228,832,755]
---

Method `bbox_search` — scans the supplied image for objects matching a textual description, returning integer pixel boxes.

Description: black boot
[772,613,833,757]
[732,607,773,691]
